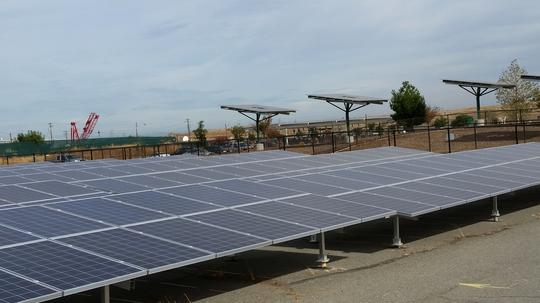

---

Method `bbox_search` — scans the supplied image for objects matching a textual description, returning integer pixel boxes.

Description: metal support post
[387,128,391,146]
[101,285,110,303]
[514,124,519,144]
[393,129,396,146]
[427,124,431,152]
[311,134,315,155]
[491,196,500,222]
[392,216,403,247]
[331,132,335,153]
[447,126,452,153]
[316,232,329,268]
[523,123,526,143]
[473,123,478,149]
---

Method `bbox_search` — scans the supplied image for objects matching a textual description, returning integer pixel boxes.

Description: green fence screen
[0,137,176,156]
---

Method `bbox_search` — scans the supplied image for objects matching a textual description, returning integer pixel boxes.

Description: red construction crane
[70,113,100,141]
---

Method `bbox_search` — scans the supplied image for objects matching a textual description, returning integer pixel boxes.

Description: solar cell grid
[58,229,211,271]
[81,179,148,194]
[0,186,56,203]
[366,187,461,207]
[0,241,142,293]
[109,191,220,215]
[152,172,210,184]
[130,218,268,255]
[21,181,100,197]
[0,206,108,237]
[336,191,439,217]
[118,175,180,189]
[0,269,59,303]
[209,179,303,199]
[50,198,170,226]
[160,185,265,207]
[188,209,316,242]
[0,225,40,247]
[282,194,394,221]
[262,178,346,196]
[237,201,359,230]
[183,169,237,180]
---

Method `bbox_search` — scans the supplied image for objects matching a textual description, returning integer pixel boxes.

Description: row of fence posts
[0,122,534,164]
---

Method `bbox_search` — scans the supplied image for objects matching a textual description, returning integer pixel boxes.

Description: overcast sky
[1,0,539,139]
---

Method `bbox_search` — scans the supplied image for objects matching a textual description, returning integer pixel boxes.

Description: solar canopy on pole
[220,105,295,143]
[442,80,515,119]
[521,75,540,81]
[307,94,387,138]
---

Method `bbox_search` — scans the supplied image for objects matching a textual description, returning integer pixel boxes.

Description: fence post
[331,132,336,153]
[5,156,8,165]
[447,126,452,153]
[311,133,315,155]
[33,154,36,162]
[282,136,286,151]
[122,147,126,160]
[427,125,432,152]
[514,124,519,144]
[197,143,200,156]
[348,132,352,152]
[473,123,478,149]
[237,139,241,154]
[101,149,105,159]
[523,123,526,143]
[387,128,391,146]
[393,129,396,147]
[90,149,93,160]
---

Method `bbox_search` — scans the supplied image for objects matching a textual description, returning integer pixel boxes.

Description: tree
[16,131,45,144]
[230,125,246,141]
[496,59,540,112]
[432,117,448,128]
[256,116,280,139]
[192,121,208,147]
[425,106,440,124]
[390,81,427,129]
[451,114,474,127]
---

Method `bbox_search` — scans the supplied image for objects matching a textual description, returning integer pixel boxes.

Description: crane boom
[70,112,99,141]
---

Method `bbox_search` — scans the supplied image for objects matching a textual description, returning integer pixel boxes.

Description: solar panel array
[1,144,540,302]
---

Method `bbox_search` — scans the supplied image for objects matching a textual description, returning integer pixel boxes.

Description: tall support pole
[491,196,500,222]
[345,104,352,151]
[316,232,329,268]
[392,216,403,247]
[475,91,481,120]
[101,285,110,303]
[255,113,261,143]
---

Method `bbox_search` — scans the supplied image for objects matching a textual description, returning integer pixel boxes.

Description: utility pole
[135,122,139,137]
[48,123,53,141]
[9,132,12,142]
[186,118,191,141]
[225,123,228,138]
[64,131,68,141]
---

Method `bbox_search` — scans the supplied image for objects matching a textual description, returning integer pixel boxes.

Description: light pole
[48,122,53,141]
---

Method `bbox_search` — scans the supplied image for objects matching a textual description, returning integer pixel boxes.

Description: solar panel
[49,198,170,226]
[280,194,394,221]
[182,169,237,180]
[394,182,486,201]
[81,179,148,194]
[0,185,55,203]
[209,180,302,199]
[22,172,75,182]
[118,175,180,189]
[366,187,460,208]
[420,177,505,195]
[160,185,265,207]
[58,229,212,272]
[0,176,33,185]
[108,191,220,215]
[0,269,59,303]
[129,218,269,255]
[51,170,102,181]
[0,206,108,237]
[336,191,438,217]
[262,178,346,196]
[237,201,360,231]
[21,180,100,197]
[188,209,316,243]
[0,241,143,294]
[0,225,40,247]
[295,173,379,191]
[151,172,211,184]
